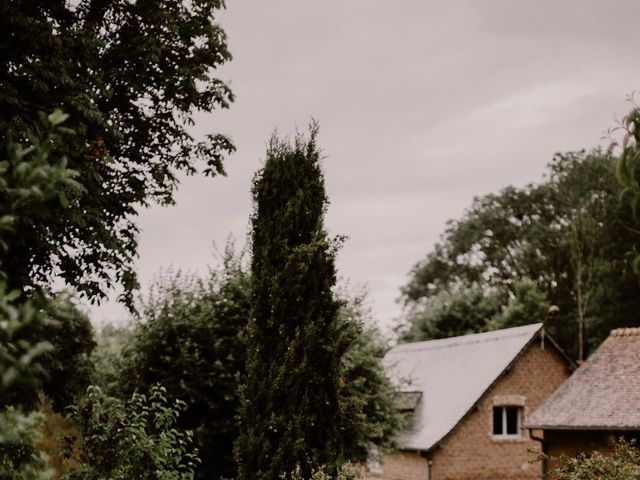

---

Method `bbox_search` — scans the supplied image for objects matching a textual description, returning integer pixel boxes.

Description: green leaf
[58,191,69,208]
[47,109,69,127]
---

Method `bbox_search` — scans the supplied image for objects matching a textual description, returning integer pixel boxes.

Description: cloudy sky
[90,0,640,333]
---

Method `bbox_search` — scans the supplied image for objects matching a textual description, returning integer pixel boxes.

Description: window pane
[493,407,503,435]
[506,407,519,435]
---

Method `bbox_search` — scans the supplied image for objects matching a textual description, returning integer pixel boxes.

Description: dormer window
[493,406,521,437]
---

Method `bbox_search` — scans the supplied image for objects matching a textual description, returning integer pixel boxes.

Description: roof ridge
[392,323,542,353]
[610,327,640,337]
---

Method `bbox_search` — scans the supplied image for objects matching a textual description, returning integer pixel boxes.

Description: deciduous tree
[401,152,640,358]
[117,249,249,480]
[0,0,234,306]
[614,104,640,276]
[2,296,96,413]
[0,112,76,480]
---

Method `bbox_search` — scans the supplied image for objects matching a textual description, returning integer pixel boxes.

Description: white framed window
[493,405,521,437]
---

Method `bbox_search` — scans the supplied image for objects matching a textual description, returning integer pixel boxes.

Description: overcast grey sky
[90,0,640,332]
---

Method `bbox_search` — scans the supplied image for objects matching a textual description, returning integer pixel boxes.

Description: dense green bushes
[548,439,640,480]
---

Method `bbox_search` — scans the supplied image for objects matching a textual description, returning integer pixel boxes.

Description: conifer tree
[236,125,353,479]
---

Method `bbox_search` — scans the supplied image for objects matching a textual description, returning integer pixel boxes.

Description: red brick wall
[373,338,570,480]
[368,450,428,480]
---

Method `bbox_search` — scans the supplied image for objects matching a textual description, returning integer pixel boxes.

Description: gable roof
[526,327,640,431]
[384,323,544,451]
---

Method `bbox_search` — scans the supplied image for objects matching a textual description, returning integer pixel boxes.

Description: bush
[62,385,199,480]
[548,438,640,480]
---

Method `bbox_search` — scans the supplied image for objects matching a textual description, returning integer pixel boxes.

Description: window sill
[491,435,527,443]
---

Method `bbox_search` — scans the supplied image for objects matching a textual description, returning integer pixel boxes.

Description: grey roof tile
[384,323,543,451]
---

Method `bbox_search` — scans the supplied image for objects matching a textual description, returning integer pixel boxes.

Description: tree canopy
[2,295,96,413]
[0,112,77,479]
[0,0,234,306]
[614,104,640,276]
[335,298,404,463]
[117,250,250,480]
[400,151,640,359]
[0,3,236,478]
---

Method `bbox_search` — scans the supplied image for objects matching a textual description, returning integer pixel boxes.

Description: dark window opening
[506,406,518,434]
[493,406,520,436]
[493,407,503,435]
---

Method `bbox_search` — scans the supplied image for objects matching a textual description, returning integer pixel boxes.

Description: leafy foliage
[549,438,640,480]
[117,249,250,480]
[62,385,199,480]
[490,280,549,330]
[90,324,131,396]
[236,126,358,479]
[288,463,361,480]
[399,280,549,342]
[0,105,202,479]
[0,110,81,272]
[0,289,53,480]
[337,303,404,463]
[1,297,96,413]
[613,105,640,275]
[115,246,401,479]
[0,0,234,306]
[40,301,95,412]
[0,112,96,412]
[0,115,77,480]
[399,285,505,341]
[401,151,640,358]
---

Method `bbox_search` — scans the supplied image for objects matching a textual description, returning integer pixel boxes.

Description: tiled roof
[384,323,543,451]
[526,327,640,430]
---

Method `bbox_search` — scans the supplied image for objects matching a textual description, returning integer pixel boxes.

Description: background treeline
[398,149,640,362]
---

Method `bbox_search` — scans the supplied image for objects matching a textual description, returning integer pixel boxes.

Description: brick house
[368,323,573,480]
[526,327,640,474]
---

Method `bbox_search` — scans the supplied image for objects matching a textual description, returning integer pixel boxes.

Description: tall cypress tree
[236,125,352,479]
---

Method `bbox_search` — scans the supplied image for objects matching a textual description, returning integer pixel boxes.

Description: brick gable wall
[370,337,570,480]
